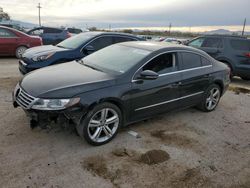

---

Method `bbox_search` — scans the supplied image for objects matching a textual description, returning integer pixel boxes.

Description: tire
[15,46,28,58]
[76,102,122,146]
[222,62,233,79]
[240,76,250,81]
[197,84,221,112]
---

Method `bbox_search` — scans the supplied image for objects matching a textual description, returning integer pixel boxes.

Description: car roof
[120,41,206,53]
[81,31,141,38]
[203,34,248,39]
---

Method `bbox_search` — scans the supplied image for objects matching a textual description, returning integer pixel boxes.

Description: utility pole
[109,24,111,31]
[37,3,42,26]
[242,18,246,36]
[169,23,172,36]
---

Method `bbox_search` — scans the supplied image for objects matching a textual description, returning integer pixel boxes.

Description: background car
[0,26,42,58]
[13,42,230,145]
[19,32,144,74]
[27,26,71,45]
[187,35,250,80]
[67,27,82,35]
[162,38,183,44]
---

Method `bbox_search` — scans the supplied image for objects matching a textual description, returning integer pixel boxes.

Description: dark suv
[187,35,250,80]
[27,27,71,45]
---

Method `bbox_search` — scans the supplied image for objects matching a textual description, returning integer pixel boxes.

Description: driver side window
[142,53,177,74]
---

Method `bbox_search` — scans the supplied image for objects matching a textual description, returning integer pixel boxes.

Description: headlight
[32,52,55,62]
[31,98,80,110]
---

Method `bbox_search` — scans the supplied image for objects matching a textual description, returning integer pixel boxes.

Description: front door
[128,52,182,122]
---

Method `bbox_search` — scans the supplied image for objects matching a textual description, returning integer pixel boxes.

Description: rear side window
[230,39,250,51]
[202,38,223,48]
[89,36,113,51]
[0,28,16,37]
[201,57,211,66]
[143,53,176,74]
[113,36,136,44]
[44,28,62,34]
[181,52,202,69]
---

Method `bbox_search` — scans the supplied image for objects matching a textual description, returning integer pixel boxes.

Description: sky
[0,0,250,32]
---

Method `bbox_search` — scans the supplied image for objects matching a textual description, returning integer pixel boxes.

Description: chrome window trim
[131,50,212,82]
[135,91,204,111]
[80,35,139,53]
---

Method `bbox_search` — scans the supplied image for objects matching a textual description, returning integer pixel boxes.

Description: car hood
[22,45,68,59]
[20,62,116,98]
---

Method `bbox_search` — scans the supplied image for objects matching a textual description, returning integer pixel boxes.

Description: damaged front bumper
[12,85,86,128]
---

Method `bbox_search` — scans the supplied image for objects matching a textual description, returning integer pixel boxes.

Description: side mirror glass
[139,70,159,80]
[83,45,95,55]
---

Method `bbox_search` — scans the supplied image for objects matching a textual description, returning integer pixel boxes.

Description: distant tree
[0,7,10,21]
[122,29,133,34]
[88,27,97,31]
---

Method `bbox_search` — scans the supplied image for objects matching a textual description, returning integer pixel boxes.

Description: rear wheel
[15,46,27,58]
[240,76,250,81]
[77,102,122,146]
[197,84,221,112]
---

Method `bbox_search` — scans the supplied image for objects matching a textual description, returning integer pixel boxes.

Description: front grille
[16,89,36,109]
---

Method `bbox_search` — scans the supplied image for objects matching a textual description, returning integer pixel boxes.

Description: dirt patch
[112,147,136,157]
[0,77,21,91]
[150,130,198,148]
[82,156,109,179]
[229,86,250,95]
[170,167,214,188]
[140,149,170,165]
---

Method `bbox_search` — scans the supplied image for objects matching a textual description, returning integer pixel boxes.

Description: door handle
[204,74,211,78]
[172,82,182,87]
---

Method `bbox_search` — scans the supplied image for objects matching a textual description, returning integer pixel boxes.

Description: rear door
[129,52,182,121]
[178,52,213,107]
[0,28,18,55]
[229,39,250,66]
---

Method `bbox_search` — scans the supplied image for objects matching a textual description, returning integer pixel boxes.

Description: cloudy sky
[0,0,249,31]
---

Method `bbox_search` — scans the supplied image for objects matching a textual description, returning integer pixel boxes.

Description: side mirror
[139,70,159,80]
[83,45,95,55]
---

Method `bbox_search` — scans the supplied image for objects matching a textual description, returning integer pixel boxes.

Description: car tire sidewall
[78,102,122,146]
[199,84,221,112]
[15,46,27,58]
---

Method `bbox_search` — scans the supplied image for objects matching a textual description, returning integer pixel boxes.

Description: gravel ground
[0,58,250,188]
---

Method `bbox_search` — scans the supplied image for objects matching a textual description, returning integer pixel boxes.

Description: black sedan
[13,42,230,145]
[19,32,143,74]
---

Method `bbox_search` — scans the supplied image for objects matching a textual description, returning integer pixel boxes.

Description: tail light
[244,52,250,58]
[66,31,72,38]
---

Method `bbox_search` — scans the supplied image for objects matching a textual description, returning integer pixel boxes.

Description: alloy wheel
[206,88,220,110]
[87,108,119,143]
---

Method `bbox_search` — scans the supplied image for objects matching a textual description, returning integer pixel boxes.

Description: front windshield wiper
[79,61,103,72]
[56,45,72,49]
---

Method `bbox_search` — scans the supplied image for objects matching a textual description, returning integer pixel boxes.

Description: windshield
[57,33,93,49]
[83,44,151,74]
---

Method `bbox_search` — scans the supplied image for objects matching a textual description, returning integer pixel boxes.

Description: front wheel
[197,84,221,112]
[77,102,122,146]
